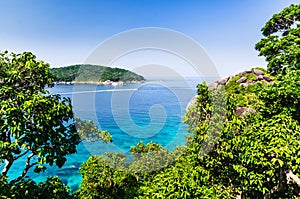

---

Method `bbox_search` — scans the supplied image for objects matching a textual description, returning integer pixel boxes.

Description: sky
[0,0,299,77]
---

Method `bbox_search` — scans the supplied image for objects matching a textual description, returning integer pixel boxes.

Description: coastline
[54,79,146,86]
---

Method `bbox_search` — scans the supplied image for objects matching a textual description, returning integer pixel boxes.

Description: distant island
[50,64,145,85]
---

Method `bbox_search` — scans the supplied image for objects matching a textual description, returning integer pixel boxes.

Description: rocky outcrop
[186,95,198,112]
[236,77,247,83]
[207,69,273,91]
[186,68,274,114]
[253,69,265,76]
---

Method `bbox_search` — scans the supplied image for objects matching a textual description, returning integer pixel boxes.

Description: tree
[137,67,300,198]
[77,154,139,199]
[77,141,184,199]
[75,118,112,143]
[0,51,81,182]
[255,4,300,74]
[183,70,300,198]
[0,51,113,198]
[50,64,145,83]
[1,176,72,199]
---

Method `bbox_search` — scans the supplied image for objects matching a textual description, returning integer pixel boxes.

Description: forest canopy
[50,64,145,83]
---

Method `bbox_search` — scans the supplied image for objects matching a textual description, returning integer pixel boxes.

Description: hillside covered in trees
[50,64,145,83]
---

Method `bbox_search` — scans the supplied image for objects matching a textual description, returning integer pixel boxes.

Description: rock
[240,82,249,87]
[240,70,252,75]
[227,75,234,82]
[257,75,264,80]
[236,76,247,83]
[208,82,218,90]
[218,76,230,85]
[186,95,197,112]
[235,107,257,116]
[263,76,272,82]
[217,83,225,89]
[253,69,264,76]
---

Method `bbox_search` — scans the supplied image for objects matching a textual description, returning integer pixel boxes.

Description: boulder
[253,69,264,76]
[239,70,252,75]
[235,107,257,116]
[263,76,272,82]
[240,82,249,87]
[236,76,247,83]
[208,82,218,90]
[186,95,198,112]
[218,76,230,85]
[257,75,264,80]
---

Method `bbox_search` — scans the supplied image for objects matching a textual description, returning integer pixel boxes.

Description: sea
[4,78,201,191]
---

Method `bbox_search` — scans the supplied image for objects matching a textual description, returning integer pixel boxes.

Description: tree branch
[1,150,30,177]
[2,159,13,176]
[264,167,286,199]
[11,153,37,183]
[13,149,30,161]
[286,170,300,187]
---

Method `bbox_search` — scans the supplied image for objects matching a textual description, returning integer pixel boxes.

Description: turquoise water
[4,79,199,191]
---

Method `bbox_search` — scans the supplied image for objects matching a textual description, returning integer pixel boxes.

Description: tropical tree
[1,176,73,199]
[255,4,300,74]
[0,51,81,183]
[0,51,111,191]
[77,141,184,199]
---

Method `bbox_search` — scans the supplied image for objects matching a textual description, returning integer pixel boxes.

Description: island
[50,64,145,85]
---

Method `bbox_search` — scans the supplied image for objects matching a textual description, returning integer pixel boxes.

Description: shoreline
[54,80,146,86]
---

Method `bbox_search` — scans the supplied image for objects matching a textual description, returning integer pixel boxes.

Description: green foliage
[137,148,239,199]
[50,65,80,82]
[99,67,144,82]
[77,141,186,199]
[231,114,300,198]
[0,176,72,199]
[0,51,81,182]
[75,118,112,143]
[77,155,140,199]
[183,83,212,132]
[255,4,300,74]
[37,176,73,199]
[180,66,300,198]
[223,70,274,110]
[130,141,163,155]
[0,51,117,197]
[129,143,181,175]
[258,69,300,123]
[76,57,300,198]
[50,64,145,83]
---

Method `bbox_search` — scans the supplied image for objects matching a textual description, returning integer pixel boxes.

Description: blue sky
[0,0,299,76]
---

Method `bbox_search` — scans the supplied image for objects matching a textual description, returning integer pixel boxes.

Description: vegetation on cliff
[50,64,145,83]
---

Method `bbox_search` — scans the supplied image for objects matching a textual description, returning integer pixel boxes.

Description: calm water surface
[5,79,199,191]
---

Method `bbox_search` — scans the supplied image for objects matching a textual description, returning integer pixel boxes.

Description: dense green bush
[0,176,72,199]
